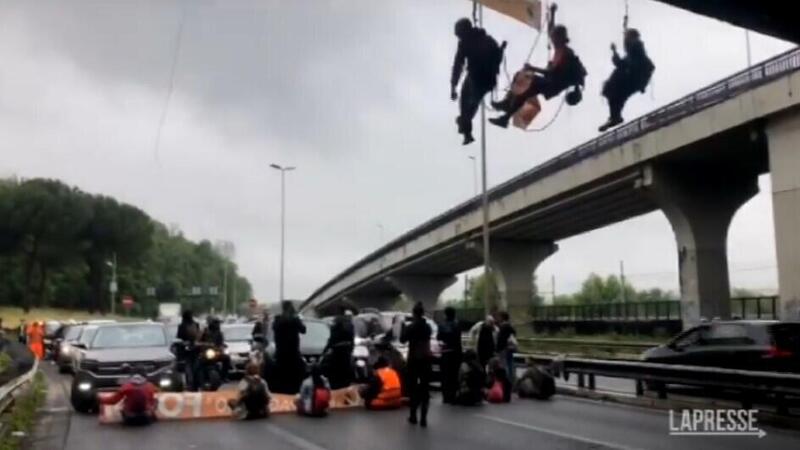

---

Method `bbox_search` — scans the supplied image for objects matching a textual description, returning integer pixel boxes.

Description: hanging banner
[475,0,543,30]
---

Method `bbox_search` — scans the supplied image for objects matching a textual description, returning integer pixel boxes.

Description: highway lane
[36,363,800,450]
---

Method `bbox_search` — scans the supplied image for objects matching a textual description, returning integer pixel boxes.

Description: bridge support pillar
[388,275,457,312]
[644,165,758,328]
[768,113,800,321]
[489,240,558,319]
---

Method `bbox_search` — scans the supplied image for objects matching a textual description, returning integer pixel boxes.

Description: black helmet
[565,87,582,106]
[454,17,472,38]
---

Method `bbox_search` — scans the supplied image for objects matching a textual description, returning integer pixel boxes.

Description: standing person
[474,316,497,369]
[437,306,462,404]
[28,321,44,360]
[400,302,432,427]
[18,320,27,344]
[228,362,270,420]
[99,366,158,426]
[176,310,200,391]
[495,311,517,383]
[598,28,654,131]
[296,364,331,417]
[272,301,306,394]
[451,17,504,145]
[323,307,355,389]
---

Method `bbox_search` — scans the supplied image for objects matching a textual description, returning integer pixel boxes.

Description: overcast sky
[0,0,793,303]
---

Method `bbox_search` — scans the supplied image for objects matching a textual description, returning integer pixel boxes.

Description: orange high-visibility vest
[371,367,402,409]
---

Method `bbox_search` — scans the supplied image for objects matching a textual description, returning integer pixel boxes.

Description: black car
[642,320,800,373]
[70,322,182,413]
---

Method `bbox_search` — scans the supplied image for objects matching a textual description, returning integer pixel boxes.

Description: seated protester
[598,28,654,132]
[515,357,556,400]
[296,364,332,417]
[228,362,270,420]
[455,349,485,406]
[485,357,512,404]
[490,4,586,129]
[99,366,158,426]
[359,356,403,410]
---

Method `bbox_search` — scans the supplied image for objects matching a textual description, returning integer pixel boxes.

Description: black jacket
[400,317,432,361]
[437,319,462,355]
[451,27,501,90]
[272,314,306,358]
[325,316,355,352]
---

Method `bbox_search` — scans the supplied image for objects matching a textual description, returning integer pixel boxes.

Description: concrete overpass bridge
[301,48,800,327]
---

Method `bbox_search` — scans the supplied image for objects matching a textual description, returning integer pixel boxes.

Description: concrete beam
[489,240,558,318]
[767,113,800,321]
[387,274,457,312]
[644,165,758,328]
[344,295,400,312]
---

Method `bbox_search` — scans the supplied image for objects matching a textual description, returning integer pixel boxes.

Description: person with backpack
[360,356,403,410]
[455,349,484,406]
[598,28,654,132]
[490,4,586,129]
[296,364,331,417]
[451,17,504,145]
[99,366,158,426]
[515,357,556,400]
[485,357,512,403]
[228,362,270,420]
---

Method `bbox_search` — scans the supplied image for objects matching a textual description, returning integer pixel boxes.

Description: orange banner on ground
[99,386,363,423]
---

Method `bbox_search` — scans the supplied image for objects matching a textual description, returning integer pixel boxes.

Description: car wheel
[58,364,70,374]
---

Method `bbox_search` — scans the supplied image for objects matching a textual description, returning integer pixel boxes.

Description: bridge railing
[304,47,800,310]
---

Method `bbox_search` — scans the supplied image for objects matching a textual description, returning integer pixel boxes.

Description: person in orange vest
[28,321,45,360]
[360,356,402,410]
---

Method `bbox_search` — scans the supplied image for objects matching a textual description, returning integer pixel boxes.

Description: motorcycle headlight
[205,348,217,359]
[159,378,172,388]
[78,382,92,392]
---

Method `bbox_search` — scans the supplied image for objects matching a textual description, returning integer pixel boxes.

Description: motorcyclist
[323,307,355,389]
[176,310,200,390]
[197,316,228,383]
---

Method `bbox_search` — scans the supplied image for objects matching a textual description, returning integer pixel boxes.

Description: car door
[703,323,757,369]
[660,325,711,365]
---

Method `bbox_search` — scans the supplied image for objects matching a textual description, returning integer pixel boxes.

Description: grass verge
[0,306,139,325]
[0,371,47,450]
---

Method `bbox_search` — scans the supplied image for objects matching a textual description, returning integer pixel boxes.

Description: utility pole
[222,262,228,315]
[270,163,296,302]
[108,252,118,315]
[551,275,556,302]
[468,155,478,197]
[620,260,627,303]
[474,1,492,316]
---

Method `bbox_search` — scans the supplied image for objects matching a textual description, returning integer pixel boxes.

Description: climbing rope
[153,7,186,164]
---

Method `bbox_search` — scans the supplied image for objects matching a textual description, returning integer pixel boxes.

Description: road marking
[266,423,327,450]
[475,414,645,450]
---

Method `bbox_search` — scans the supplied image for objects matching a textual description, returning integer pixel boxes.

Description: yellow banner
[477,0,543,30]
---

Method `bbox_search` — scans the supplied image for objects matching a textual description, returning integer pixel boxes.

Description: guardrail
[0,358,39,424]
[512,353,800,414]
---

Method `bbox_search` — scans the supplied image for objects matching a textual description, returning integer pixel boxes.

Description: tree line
[0,178,252,316]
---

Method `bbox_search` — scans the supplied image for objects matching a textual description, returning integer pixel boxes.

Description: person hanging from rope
[451,17,505,145]
[598,28,654,132]
[489,3,586,130]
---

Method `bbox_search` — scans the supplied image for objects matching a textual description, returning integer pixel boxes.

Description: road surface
[31,363,800,450]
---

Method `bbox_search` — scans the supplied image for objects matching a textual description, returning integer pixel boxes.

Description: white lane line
[475,414,645,450]
[265,423,328,450]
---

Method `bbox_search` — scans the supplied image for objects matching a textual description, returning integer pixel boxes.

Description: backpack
[564,52,587,89]
[487,379,505,403]
[313,387,331,413]
[243,377,268,416]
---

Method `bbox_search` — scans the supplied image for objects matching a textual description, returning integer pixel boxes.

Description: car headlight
[60,344,71,355]
[78,382,92,392]
[159,378,172,388]
[205,348,217,359]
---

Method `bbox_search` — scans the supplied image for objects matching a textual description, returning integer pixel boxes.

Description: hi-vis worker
[360,356,402,410]
[27,321,45,360]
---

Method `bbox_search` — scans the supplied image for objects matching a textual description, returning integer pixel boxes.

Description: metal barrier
[512,353,800,414]
[0,358,39,436]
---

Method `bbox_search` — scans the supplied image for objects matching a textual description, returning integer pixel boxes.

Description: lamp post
[270,163,296,302]
[468,155,478,197]
[107,253,117,315]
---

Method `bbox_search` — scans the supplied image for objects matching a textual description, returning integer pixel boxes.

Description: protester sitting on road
[516,357,556,400]
[455,349,484,406]
[485,357,512,403]
[99,365,158,426]
[228,362,270,420]
[360,356,403,410]
[296,364,331,417]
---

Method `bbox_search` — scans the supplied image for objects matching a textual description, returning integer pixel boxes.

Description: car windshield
[166,323,179,339]
[222,324,254,341]
[301,321,330,348]
[64,326,83,341]
[45,321,61,336]
[91,324,166,349]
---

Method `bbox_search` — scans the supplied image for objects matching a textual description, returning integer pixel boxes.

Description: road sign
[110,281,118,293]
[121,296,134,311]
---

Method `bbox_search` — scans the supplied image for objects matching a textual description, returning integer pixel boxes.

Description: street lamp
[270,163,296,302]
[106,253,117,315]
[468,155,478,197]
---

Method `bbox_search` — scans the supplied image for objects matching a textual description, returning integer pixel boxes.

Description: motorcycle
[195,343,226,391]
